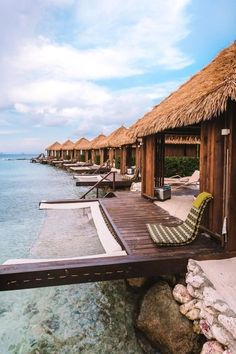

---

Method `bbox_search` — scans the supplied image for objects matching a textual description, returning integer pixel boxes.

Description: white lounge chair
[165,170,200,188]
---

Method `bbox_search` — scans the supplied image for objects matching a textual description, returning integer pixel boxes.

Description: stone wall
[172,259,236,353]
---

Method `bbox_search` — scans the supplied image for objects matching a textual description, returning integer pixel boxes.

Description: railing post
[112,171,115,191]
[79,170,117,199]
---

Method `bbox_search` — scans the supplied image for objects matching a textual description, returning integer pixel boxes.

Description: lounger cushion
[147,192,213,247]
[193,191,212,209]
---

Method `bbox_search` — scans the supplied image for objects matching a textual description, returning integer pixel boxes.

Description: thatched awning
[128,42,236,139]
[88,134,106,150]
[165,135,200,145]
[74,138,90,150]
[61,139,75,151]
[46,141,62,151]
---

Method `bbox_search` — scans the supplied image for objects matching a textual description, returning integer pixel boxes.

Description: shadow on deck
[0,191,229,291]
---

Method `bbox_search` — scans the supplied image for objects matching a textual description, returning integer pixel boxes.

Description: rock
[211,325,229,346]
[180,299,198,315]
[187,284,196,297]
[200,340,224,354]
[193,320,202,334]
[126,277,146,288]
[186,273,205,288]
[218,315,236,338]
[136,281,203,354]
[199,320,213,339]
[173,284,193,304]
[185,308,201,321]
[187,259,201,275]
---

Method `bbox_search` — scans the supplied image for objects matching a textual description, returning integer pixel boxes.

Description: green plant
[131,156,136,166]
[115,156,120,169]
[80,154,85,162]
[94,155,100,165]
[164,157,199,177]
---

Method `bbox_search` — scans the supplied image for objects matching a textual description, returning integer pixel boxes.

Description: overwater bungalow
[127,41,236,252]
[74,138,90,162]
[46,141,62,160]
[61,139,75,161]
[94,126,128,167]
[88,134,106,164]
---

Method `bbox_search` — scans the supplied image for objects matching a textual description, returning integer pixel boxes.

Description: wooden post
[120,146,127,174]
[100,149,104,165]
[225,100,236,252]
[141,135,156,198]
[200,116,225,240]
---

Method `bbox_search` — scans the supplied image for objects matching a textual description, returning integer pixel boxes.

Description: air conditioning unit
[154,185,171,201]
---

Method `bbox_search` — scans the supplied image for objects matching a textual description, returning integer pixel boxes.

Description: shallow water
[0,155,142,353]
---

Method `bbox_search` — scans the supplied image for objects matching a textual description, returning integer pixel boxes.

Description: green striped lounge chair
[147,192,213,247]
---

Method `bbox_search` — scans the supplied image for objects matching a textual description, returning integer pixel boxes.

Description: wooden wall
[141,135,156,198]
[200,100,236,251]
[165,144,198,157]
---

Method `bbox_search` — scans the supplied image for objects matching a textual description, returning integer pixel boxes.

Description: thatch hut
[88,134,106,164]
[128,41,236,252]
[46,141,62,159]
[74,138,90,162]
[94,126,128,167]
[116,129,139,174]
[61,139,75,160]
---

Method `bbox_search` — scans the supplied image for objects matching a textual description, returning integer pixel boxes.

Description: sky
[0,0,235,153]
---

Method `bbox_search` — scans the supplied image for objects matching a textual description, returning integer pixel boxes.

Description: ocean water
[0,155,142,354]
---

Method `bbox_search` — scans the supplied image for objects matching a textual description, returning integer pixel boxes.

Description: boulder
[136,281,203,354]
[200,340,224,354]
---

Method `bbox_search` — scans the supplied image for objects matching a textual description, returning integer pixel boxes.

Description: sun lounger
[165,170,200,188]
[147,192,213,246]
[73,175,109,182]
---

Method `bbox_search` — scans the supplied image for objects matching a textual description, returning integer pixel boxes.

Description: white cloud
[0,129,28,135]
[0,0,193,151]
[12,79,180,137]
[11,80,110,105]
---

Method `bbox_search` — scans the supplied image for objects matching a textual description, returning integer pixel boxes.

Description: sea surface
[0,154,142,354]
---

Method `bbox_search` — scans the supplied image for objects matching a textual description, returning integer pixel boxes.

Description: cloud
[0,129,28,135]
[0,0,193,151]
[11,79,180,138]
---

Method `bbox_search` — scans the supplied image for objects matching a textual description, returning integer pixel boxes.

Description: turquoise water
[0,155,142,354]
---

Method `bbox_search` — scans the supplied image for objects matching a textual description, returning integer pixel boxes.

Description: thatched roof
[61,139,75,151]
[119,127,137,146]
[88,134,106,150]
[165,135,200,145]
[128,42,236,139]
[95,126,129,148]
[74,138,90,150]
[46,141,62,151]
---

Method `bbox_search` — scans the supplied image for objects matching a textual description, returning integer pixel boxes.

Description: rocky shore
[127,259,235,354]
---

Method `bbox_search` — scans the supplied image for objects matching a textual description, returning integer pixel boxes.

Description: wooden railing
[80,171,117,199]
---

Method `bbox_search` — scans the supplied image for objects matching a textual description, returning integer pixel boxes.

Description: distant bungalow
[61,139,75,160]
[46,141,62,160]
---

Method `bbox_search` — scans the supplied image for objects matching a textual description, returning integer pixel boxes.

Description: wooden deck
[0,191,231,292]
[75,174,133,189]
